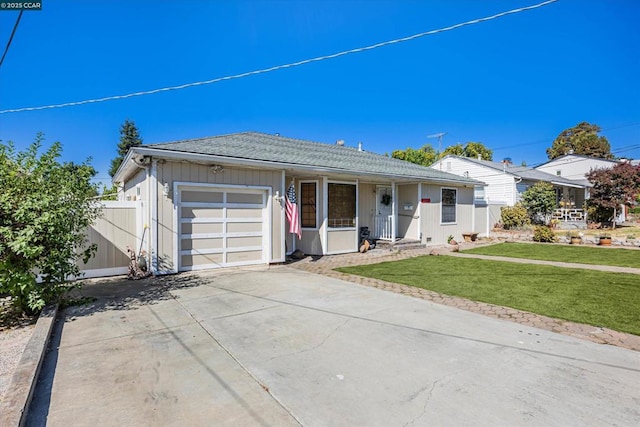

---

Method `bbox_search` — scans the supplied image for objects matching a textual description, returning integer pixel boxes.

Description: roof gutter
[550,181,585,189]
[122,147,483,186]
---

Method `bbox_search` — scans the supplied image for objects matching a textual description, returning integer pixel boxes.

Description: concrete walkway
[287,244,640,352]
[25,267,640,426]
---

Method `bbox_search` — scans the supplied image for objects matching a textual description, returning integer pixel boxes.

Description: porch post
[391,182,397,241]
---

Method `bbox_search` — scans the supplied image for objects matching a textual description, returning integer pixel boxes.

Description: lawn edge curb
[0,304,58,427]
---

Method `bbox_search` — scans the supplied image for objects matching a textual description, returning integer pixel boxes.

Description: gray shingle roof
[446,156,584,187]
[146,132,482,185]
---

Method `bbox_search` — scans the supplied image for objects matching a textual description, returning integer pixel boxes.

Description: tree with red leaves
[586,162,640,229]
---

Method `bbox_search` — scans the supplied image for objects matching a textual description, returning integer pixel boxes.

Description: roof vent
[357,142,363,151]
[477,154,482,160]
[502,157,512,165]
[336,139,345,146]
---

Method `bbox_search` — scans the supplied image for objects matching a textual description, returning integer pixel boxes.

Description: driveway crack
[269,318,352,361]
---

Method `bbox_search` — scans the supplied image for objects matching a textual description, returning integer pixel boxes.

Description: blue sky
[1,0,638,187]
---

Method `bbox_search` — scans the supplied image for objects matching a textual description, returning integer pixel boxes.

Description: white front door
[376,186,392,216]
[375,186,394,239]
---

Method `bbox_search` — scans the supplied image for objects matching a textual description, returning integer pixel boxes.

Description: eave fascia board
[112,149,139,183]
[130,147,482,187]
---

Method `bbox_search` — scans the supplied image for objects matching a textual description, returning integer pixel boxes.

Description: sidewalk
[287,243,640,352]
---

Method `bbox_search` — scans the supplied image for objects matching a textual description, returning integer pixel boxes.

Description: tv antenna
[428,132,447,170]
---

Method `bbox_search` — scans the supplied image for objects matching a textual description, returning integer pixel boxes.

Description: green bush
[533,226,557,243]
[0,135,101,314]
[500,204,531,229]
[586,203,613,224]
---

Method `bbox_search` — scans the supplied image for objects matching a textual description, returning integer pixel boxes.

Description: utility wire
[0,10,24,70]
[0,0,558,114]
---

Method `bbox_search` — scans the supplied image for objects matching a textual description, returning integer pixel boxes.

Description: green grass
[336,256,640,335]
[462,242,640,268]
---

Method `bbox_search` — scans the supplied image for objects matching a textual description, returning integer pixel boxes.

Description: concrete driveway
[28,267,640,426]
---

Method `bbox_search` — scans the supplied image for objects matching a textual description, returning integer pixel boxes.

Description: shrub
[586,203,613,225]
[533,226,557,243]
[500,204,530,229]
[0,135,101,314]
[521,182,556,224]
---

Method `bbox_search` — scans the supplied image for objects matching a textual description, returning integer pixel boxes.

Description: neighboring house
[430,155,587,226]
[534,154,618,187]
[111,132,484,274]
[535,154,624,222]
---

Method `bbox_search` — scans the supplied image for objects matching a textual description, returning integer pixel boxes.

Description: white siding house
[535,154,624,222]
[431,155,587,226]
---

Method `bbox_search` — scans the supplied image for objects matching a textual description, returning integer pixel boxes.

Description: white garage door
[178,186,268,271]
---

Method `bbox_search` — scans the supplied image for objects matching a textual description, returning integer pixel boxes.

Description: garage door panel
[227,222,262,233]
[181,207,223,218]
[227,251,263,264]
[182,253,223,267]
[182,238,223,251]
[181,222,223,235]
[181,191,223,203]
[227,193,263,204]
[227,236,262,248]
[226,208,263,219]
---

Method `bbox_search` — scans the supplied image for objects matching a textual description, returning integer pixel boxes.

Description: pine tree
[109,119,143,177]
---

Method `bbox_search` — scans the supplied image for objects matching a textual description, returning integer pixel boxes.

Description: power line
[0,10,24,70]
[0,0,559,115]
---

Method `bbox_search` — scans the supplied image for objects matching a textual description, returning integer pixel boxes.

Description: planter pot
[570,236,582,245]
[599,237,612,246]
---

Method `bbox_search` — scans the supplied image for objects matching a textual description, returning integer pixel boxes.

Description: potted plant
[567,231,583,245]
[598,233,612,246]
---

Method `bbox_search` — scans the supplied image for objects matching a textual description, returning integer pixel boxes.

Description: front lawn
[336,256,640,335]
[463,242,640,268]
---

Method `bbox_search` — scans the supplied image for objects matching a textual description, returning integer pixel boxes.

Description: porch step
[374,238,426,251]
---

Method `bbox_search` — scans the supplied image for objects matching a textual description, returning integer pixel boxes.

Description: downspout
[150,159,159,273]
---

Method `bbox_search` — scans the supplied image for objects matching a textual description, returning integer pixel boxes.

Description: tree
[586,162,640,229]
[546,122,613,160]
[391,144,438,166]
[520,182,556,225]
[441,143,464,157]
[109,119,143,177]
[0,134,102,313]
[442,141,493,160]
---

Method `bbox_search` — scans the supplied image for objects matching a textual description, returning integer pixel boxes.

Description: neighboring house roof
[535,153,618,168]
[436,155,585,188]
[116,132,482,186]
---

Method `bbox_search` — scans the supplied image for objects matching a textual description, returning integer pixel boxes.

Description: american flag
[285,182,302,239]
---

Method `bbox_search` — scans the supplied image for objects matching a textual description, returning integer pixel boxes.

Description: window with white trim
[328,183,356,228]
[300,181,317,228]
[441,188,457,223]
